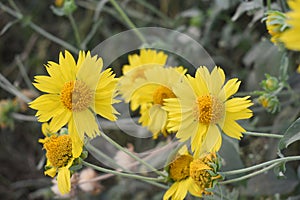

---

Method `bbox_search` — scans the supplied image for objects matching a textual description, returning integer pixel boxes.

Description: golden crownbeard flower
[39,123,82,195]
[164,146,222,200]
[126,67,186,139]
[30,50,119,157]
[265,11,287,44]
[164,66,253,157]
[279,0,300,50]
[118,49,168,111]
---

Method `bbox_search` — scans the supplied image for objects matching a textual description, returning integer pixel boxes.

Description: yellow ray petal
[222,119,245,139]
[73,110,100,138]
[69,118,83,158]
[49,110,71,133]
[148,105,167,135]
[57,166,71,195]
[222,78,241,100]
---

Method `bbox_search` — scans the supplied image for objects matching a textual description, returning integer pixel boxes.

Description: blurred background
[0,0,300,199]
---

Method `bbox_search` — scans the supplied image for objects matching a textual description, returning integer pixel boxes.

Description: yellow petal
[45,167,57,177]
[222,119,245,139]
[73,110,100,138]
[190,124,207,156]
[148,105,167,135]
[200,125,222,155]
[222,78,241,100]
[163,182,179,200]
[49,110,71,133]
[69,117,83,158]
[210,67,225,95]
[33,75,62,93]
[77,52,103,90]
[188,179,202,197]
[225,96,253,112]
[57,167,71,195]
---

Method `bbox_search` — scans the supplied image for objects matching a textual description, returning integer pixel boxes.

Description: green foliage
[279,117,300,150]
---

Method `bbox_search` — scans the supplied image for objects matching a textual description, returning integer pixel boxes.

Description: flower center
[189,159,213,194]
[169,154,193,181]
[153,86,176,105]
[195,95,224,124]
[44,135,72,168]
[60,80,93,112]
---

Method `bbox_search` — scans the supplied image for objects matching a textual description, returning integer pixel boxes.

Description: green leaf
[278,117,300,150]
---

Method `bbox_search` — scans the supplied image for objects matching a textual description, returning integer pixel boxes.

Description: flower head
[279,0,300,50]
[118,49,168,111]
[164,146,222,200]
[122,67,186,139]
[39,123,82,195]
[265,11,287,44]
[164,66,253,156]
[30,50,119,157]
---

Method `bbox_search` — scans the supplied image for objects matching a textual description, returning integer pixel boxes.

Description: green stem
[81,19,102,49]
[267,0,271,10]
[220,163,279,184]
[28,22,79,53]
[100,132,166,177]
[243,131,283,139]
[221,155,300,176]
[82,160,163,183]
[67,14,82,48]
[15,55,37,92]
[0,73,31,103]
[85,141,127,171]
[134,0,172,25]
[109,0,146,43]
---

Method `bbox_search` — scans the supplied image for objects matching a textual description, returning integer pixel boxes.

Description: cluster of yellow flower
[29,48,253,199]
[30,51,119,194]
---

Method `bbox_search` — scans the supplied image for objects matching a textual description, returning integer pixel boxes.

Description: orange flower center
[195,95,224,124]
[60,80,93,112]
[189,153,220,195]
[44,135,72,168]
[153,86,176,105]
[169,154,193,181]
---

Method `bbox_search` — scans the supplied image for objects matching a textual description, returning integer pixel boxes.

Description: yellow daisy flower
[164,146,222,200]
[118,49,168,111]
[39,123,81,195]
[30,50,119,157]
[127,67,186,139]
[279,0,300,50]
[164,66,253,157]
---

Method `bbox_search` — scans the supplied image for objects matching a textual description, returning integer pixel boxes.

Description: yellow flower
[118,49,168,111]
[297,64,300,73]
[30,50,119,157]
[39,123,81,195]
[122,49,168,75]
[164,147,222,200]
[265,11,287,44]
[164,66,253,157]
[127,67,186,139]
[279,0,300,50]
